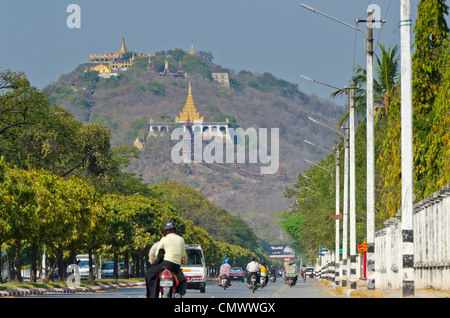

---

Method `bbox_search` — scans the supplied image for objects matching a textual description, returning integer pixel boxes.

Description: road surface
[31,277,341,298]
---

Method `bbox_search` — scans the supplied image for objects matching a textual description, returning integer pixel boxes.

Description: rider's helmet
[224,258,230,263]
[261,259,266,264]
[163,220,177,231]
[250,256,255,261]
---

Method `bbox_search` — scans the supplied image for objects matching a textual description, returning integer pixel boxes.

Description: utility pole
[342,120,349,287]
[366,9,376,291]
[400,0,414,297]
[304,139,340,285]
[305,81,350,288]
[334,146,340,286]
[349,80,357,290]
[355,8,379,291]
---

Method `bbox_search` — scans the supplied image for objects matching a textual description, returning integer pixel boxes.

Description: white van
[181,245,206,293]
[76,254,96,280]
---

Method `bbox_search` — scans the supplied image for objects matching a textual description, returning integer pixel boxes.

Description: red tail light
[161,269,173,281]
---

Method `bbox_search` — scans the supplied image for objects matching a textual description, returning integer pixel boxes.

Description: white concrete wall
[375,184,450,291]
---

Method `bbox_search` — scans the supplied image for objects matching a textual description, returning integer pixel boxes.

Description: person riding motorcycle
[260,259,268,286]
[218,258,232,286]
[145,220,188,298]
[245,256,260,288]
[269,265,277,281]
[285,261,298,285]
[301,264,308,280]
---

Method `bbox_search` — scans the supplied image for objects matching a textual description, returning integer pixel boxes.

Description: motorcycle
[249,273,258,293]
[221,274,230,290]
[260,274,267,288]
[270,273,277,283]
[158,268,180,298]
[286,276,296,287]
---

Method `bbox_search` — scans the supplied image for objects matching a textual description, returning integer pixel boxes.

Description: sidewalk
[318,279,450,298]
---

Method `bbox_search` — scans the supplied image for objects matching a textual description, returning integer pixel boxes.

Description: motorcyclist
[269,265,277,281]
[218,258,232,286]
[145,220,188,298]
[245,256,260,288]
[301,264,308,280]
[260,259,268,286]
[285,261,298,284]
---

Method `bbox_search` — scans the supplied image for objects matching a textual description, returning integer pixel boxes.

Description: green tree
[412,0,449,200]
[422,41,450,196]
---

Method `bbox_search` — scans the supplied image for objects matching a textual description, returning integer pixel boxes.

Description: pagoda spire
[189,41,195,55]
[176,81,204,122]
[177,60,184,75]
[119,37,128,55]
[164,60,170,74]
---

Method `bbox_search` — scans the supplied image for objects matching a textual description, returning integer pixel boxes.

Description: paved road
[32,277,341,298]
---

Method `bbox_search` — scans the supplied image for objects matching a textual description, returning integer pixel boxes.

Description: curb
[0,282,146,297]
[317,279,385,298]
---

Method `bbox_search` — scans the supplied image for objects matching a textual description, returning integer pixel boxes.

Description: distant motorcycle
[270,273,277,282]
[221,274,230,290]
[286,276,296,287]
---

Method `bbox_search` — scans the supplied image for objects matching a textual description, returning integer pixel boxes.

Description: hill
[43,47,346,243]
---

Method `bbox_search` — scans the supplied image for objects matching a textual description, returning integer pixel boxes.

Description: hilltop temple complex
[88,38,147,77]
[87,38,194,78]
[146,81,232,143]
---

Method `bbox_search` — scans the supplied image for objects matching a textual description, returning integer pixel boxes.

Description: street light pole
[342,121,349,287]
[304,139,340,285]
[400,0,414,298]
[304,159,330,174]
[365,9,376,291]
[300,3,385,290]
[303,79,350,287]
[334,146,340,286]
[349,80,357,290]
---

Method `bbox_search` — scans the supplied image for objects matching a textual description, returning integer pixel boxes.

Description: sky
[0,0,448,106]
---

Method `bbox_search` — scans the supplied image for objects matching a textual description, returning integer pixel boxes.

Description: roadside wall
[375,184,450,290]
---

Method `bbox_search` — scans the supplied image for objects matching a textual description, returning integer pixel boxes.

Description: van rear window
[186,250,204,266]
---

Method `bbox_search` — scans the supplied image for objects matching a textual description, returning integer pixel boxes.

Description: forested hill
[43,48,346,243]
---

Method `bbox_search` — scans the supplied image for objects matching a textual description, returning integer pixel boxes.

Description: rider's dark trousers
[145,260,187,298]
[247,272,260,285]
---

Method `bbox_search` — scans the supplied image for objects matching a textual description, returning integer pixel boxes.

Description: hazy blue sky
[1,1,447,105]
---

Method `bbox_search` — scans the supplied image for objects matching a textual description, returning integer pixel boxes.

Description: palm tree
[332,43,400,128]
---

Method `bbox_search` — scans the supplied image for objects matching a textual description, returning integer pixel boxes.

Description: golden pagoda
[176,81,204,122]
[189,41,195,55]
[90,63,111,73]
[119,37,128,55]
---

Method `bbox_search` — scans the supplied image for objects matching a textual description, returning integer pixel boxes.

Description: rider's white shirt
[246,261,260,273]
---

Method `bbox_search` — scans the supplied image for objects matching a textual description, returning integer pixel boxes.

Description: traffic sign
[357,242,367,252]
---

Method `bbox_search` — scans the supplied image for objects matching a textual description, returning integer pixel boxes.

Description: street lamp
[400,0,414,298]
[304,159,331,174]
[300,3,384,290]
[308,116,344,137]
[301,74,353,288]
